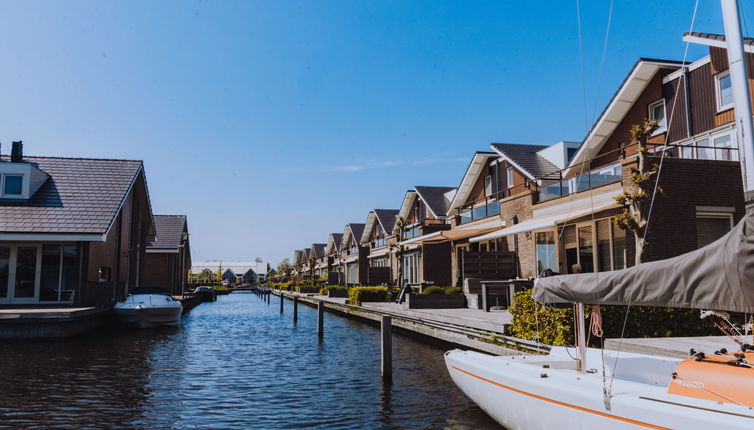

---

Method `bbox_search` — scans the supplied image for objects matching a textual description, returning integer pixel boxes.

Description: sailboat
[445,1,754,428]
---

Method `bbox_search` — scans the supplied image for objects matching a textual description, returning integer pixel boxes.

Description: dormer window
[648,99,666,132]
[2,174,22,196]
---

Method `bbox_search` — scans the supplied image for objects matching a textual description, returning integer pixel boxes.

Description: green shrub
[348,286,389,306]
[509,289,722,346]
[444,287,462,294]
[422,286,445,295]
[319,285,348,295]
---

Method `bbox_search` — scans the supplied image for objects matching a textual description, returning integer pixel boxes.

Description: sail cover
[533,209,754,313]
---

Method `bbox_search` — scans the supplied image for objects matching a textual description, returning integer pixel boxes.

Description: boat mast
[576,303,587,373]
[721,0,754,197]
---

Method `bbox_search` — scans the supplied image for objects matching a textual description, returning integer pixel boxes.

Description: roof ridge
[3,154,145,163]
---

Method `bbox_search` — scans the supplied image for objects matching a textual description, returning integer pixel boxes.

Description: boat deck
[0,307,103,320]
[604,336,741,358]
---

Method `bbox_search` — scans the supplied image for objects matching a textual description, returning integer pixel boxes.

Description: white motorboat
[114,288,183,328]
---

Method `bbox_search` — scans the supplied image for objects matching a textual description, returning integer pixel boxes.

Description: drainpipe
[683,66,693,139]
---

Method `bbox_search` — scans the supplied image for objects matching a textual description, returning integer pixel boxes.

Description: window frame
[695,211,734,248]
[484,175,493,197]
[648,99,667,134]
[1,174,23,197]
[715,71,734,112]
[506,166,514,189]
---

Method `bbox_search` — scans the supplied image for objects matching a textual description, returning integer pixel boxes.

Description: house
[393,186,457,287]
[143,215,191,296]
[0,142,154,307]
[340,223,366,285]
[359,209,399,285]
[192,261,268,285]
[309,243,327,279]
[292,250,306,276]
[468,46,746,279]
[324,233,343,284]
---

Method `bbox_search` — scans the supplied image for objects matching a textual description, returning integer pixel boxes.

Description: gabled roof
[0,156,148,238]
[147,215,187,250]
[683,32,754,53]
[447,152,499,215]
[414,186,457,218]
[325,233,343,255]
[311,243,326,258]
[490,143,559,179]
[566,58,684,176]
[361,209,399,244]
[293,250,305,264]
[341,223,365,249]
[395,190,418,230]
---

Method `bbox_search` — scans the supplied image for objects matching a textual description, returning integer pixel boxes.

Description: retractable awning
[469,202,618,243]
[399,227,499,246]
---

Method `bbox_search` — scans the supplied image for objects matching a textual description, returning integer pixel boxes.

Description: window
[648,99,666,132]
[535,231,557,276]
[566,147,578,163]
[484,175,493,197]
[714,133,738,161]
[3,175,22,196]
[696,215,732,248]
[677,130,737,161]
[716,72,733,111]
[402,253,420,284]
[506,167,514,189]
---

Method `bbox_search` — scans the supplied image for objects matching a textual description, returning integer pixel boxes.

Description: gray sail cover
[533,210,754,313]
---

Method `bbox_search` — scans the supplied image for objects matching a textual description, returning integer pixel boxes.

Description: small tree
[614,118,661,265]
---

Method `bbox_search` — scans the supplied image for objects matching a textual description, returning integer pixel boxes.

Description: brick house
[324,233,343,283]
[0,142,154,307]
[469,49,746,278]
[359,209,399,285]
[340,223,367,285]
[309,243,327,278]
[142,215,191,296]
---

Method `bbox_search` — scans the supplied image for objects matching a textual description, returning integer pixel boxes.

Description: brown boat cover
[533,210,754,313]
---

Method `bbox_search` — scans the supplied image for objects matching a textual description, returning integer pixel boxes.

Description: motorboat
[114,287,183,328]
[193,285,217,302]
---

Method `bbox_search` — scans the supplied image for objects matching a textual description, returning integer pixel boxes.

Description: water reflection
[0,292,501,429]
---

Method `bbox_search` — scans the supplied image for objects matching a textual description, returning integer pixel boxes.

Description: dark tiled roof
[147,215,186,250]
[414,186,456,217]
[490,143,559,178]
[685,31,754,47]
[0,156,143,234]
[374,209,399,234]
[311,243,326,258]
[329,233,343,252]
[347,223,365,242]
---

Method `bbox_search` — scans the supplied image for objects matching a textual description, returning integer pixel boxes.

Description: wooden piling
[293,296,298,322]
[381,316,392,378]
[317,301,324,337]
[280,293,284,313]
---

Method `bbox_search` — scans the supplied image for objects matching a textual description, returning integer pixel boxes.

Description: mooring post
[280,293,284,313]
[381,316,392,379]
[293,296,298,322]
[317,301,324,337]
[481,282,489,312]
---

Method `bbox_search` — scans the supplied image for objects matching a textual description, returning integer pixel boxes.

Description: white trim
[395,191,418,232]
[682,34,754,54]
[447,153,499,215]
[0,233,105,242]
[146,248,179,254]
[662,57,712,84]
[399,231,441,246]
[695,205,736,213]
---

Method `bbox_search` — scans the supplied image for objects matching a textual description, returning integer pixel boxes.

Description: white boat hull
[445,348,754,430]
[114,294,183,328]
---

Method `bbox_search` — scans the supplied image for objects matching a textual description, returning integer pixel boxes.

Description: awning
[469,202,618,243]
[423,227,499,243]
[368,247,391,258]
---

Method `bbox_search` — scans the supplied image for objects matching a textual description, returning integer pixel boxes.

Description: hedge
[509,289,722,346]
[319,285,348,295]
[422,286,445,295]
[348,286,389,306]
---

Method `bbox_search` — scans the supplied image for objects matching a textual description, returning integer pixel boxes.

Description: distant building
[143,215,191,295]
[192,261,269,285]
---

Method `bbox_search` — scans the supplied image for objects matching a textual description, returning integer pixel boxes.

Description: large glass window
[613,224,627,270]
[714,134,738,161]
[577,226,594,273]
[14,246,37,298]
[596,219,611,272]
[3,175,22,195]
[40,245,61,301]
[535,232,556,276]
[697,216,732,248]
[402,253,420,284]
[717,72,733,111]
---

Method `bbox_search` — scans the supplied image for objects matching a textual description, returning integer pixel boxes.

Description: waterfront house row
[284,36,749,289]
[0,142,192,306]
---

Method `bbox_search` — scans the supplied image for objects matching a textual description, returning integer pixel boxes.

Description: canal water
[0,292,502,429]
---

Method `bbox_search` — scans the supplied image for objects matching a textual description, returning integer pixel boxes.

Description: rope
[590,305,604,337]
[575,0,589,133]
[590,0,615,125]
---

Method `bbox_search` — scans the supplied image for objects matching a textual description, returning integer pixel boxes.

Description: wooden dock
[0,307,112,340]
[270,291,542,356]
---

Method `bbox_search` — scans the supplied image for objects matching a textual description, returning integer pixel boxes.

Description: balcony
[371,237,386,248]
[537,163,622,203]
[402,219,450,239]
[458,201,501,225]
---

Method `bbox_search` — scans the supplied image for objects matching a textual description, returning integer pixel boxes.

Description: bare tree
[614,118,661,265]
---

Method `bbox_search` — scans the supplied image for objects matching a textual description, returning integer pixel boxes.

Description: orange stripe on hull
[450,366,669,430]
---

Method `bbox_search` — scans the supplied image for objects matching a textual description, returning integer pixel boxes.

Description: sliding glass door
[0,244,41,304]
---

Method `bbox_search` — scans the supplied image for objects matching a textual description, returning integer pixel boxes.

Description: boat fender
[540,373,548,378]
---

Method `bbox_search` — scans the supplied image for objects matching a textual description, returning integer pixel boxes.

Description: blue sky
[0,1,751,266]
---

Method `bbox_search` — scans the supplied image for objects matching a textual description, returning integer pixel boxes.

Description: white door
[0,244,41,304]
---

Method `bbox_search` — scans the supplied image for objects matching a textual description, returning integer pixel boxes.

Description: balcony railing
[372,237,386,248]
[458,201,501,225]
[537,163,622,203]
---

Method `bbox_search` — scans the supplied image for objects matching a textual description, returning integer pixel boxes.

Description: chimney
[10,141,22,163]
